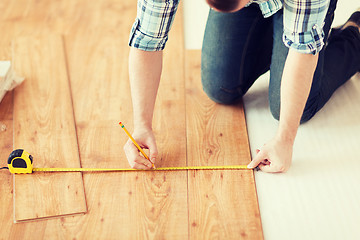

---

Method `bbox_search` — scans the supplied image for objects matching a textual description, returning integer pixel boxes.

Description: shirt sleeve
[129,0,180,51]
[282,0,330,55]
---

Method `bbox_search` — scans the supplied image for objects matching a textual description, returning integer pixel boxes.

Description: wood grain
[62,2,188,238]
[0,25,17,240]
[12,35,86,222]
[0,1,264,239]
[185,50,263,239]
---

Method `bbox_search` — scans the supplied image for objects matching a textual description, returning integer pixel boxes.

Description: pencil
[119,122,154,168]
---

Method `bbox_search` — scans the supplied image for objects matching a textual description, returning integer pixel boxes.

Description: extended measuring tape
[4,149,251,174]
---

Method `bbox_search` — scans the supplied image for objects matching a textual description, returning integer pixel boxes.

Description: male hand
[247,136,293,173]
[123,127,158,170]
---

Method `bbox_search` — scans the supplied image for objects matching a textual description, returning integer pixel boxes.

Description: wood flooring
[12,35,86,222]
[186,51,262,239]
[0,0,263,239]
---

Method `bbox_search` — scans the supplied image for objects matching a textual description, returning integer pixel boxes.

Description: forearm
[128,47,163,130]
[277,49,318,143]
[248,49,319,172]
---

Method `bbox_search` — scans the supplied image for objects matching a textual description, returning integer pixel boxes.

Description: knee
[201,72,243,105]
[202,83,242,105]
[201,44,244,105]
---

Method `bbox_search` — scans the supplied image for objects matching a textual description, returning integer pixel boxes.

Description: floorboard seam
[61,34,89,212]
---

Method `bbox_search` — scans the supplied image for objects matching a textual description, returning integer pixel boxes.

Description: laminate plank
[0,94,12,228]
[62,2,189,239]
[185,50,263,239]
[0,33,29,240]
[0,117,13,235]
[0,91,12,120]
[12,35,86,222]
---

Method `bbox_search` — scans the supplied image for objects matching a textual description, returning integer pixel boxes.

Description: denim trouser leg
[269,0,338,122]
[201,4,273,104]
[318,26,360,109]
[269,0,359,122]
[202,0,360,123]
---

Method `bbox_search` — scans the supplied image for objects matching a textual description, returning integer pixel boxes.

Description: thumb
[247,149,266,169]
[258,163,273,173]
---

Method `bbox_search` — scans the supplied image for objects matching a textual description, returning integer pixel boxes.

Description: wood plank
[0,106,13,239]
[185,50,263,239]
[0,91,13,120]
[62,2,188,238]
[0,30,25,240]
[12,35,86,222]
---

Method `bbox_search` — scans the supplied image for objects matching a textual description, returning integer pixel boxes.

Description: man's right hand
[123,127,158,170]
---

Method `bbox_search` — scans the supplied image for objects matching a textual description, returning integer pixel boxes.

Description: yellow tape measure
[7,149,34,174]
[5,149,251,174]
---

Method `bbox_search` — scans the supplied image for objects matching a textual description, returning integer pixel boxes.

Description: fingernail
[151,157,156,164]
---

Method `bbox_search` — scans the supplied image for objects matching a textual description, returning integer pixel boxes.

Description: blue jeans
[201,0,360,123]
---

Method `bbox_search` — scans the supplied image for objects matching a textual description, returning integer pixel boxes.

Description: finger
[258,163,274,173]
[132,162,150,170]
[257,150,270,165]
[263,159,271,165]
[259,163,287,173]
[248,150,266,169]
[124,142,136,166]
[146,139,158,165]
[134,155,153,169]
[124,140,141,159]
[124,141,151,168]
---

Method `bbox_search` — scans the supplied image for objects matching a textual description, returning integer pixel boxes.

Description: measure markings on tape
[33,165,250,173]
[4,149,252,174]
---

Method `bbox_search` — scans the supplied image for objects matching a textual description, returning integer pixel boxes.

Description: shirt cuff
[282,23,325,55]
[128,18,168,51]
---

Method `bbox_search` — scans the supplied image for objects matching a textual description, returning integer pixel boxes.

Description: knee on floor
[202,78,243,105]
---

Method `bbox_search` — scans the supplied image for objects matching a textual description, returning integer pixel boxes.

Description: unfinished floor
[0,1,262,239]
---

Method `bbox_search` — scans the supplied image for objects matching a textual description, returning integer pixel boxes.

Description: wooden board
[185,50,263,239]
[62,2,189,238]
[0,26,17,240]
[0,94,14,237]
[12,35,86,222]
[0,93,13,177]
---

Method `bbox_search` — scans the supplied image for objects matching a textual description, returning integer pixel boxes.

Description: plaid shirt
[129,0,330,55]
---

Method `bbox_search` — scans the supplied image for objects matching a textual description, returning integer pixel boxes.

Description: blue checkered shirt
[129,0,330,55]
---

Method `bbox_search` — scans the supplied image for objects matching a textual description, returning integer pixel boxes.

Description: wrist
[276,117,300,144]
[133,120,152,133]
[133,113,153,130]
[275,127,296,145]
